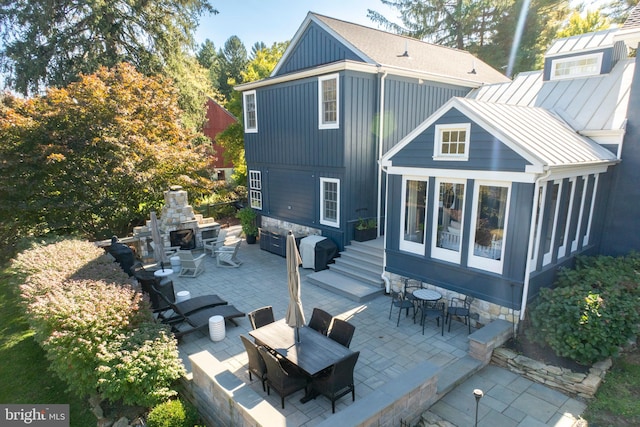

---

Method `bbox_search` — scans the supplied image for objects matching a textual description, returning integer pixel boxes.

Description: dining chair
[240,335,268,392]
[447,295,474,333]
[311,351,360,413]
[420,301,445,336]
[389,286,415,326]
[328,318,355,348]
[248,306,275,330]
[257,346,309,409]
[308,308,333,336]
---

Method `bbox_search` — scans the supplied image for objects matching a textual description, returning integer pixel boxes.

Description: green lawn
[0,268,95,426]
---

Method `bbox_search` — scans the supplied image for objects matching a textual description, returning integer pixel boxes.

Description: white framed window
[431,179,466,264]
[571,175,588,252]
[583,174,599,247]
[400,177,428,254]
[542,181,562,266]
[318,74,339,129]
[320,177,340,227]
[243,90,258,133]
[249,170,262,210]
[433,123,470,161]
[467,182,510,273]
[557,178,576,258]
[550,53,603,80]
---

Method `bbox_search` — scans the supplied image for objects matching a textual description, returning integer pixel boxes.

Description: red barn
[203,97,237,181]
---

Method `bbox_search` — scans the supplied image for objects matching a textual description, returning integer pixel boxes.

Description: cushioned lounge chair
[148,281,228,322]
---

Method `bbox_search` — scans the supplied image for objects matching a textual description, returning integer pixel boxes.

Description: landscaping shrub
[12,239,186,412]
[529,254,640,365]
[146,399,200,427]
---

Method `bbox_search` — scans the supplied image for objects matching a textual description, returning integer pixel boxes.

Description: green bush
[529,254,640,365]
[146,399,200,427]
[12,239,185,409]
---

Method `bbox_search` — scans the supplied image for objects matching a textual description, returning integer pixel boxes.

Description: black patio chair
[308,308,333,336]
[328,318,355,348]
[389,287,415,326]
[447,295,474,334]
[420,301,445,336]
[240,335,268,392]
[310,351,360,413]
[257,346,309,409]
[248,306,275,330]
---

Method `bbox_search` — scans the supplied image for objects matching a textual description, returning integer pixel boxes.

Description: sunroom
[380,97,619,325]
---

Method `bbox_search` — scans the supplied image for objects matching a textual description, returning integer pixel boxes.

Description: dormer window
[433,123,470,161]
[550,53,603,80]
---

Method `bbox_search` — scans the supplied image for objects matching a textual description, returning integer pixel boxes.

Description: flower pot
[245,234,257,244]
[354,228,376,242]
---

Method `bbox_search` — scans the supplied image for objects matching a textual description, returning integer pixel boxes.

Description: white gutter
[381,158,391,293]
[520,168,552,322]
[377,69,387,239]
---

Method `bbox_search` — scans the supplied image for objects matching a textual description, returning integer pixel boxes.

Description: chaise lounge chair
[166,301,246,339]
[148,282,228,323]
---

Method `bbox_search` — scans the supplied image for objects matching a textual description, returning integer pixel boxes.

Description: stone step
[329,260,384,287]
[306,270,384,302]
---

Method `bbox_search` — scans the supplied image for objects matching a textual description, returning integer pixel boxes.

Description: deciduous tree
[0,63,214,242]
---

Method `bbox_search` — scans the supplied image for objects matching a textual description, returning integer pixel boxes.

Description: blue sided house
[235,12,508,250]
[381,17,640,323]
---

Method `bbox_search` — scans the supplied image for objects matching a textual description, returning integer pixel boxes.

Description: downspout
[376,69,387,239]
[377,68,390,293]
[520,169,551,323]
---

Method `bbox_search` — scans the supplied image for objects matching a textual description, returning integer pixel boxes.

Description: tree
[556,9,610,39]
[602,0,639,24]
[216,42,288,183]
[0,0,216,96]
[217,36,248,101]
[251,42,268,59]
[0,63,214,242]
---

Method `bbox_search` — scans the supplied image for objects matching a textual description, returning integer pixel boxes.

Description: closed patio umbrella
[150,211,169,267]
[285,231,305,342]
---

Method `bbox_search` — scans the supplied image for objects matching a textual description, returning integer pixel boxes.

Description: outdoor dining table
[249,319,354,377]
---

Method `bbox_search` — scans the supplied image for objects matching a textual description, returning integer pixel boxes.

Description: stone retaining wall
[491,347,611,399]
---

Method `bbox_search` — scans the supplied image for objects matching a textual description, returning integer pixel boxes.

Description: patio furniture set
[242,305,359,413]
[390,279,473,335]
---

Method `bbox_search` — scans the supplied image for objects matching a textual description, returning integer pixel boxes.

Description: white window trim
[530,183,547,273]
[543,180,562,266]
[558,177,576,258]
[243,90,258,133]
[248,170,262,210]
[433,123,471,161]
[318,74,339,130]
[583,174,599,247]
[467,181,511,274]
[550,52,603,81]
[431,178,466,264]
[399,176,428,254]
[320,177,340,227]
[571,175,588,252]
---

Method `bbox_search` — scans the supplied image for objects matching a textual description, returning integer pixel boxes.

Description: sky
[194,0,398,49]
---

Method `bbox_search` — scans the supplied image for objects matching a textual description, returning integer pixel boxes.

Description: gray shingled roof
[310,13,509,85]
[469,58,634,132]
[622,4,640,30]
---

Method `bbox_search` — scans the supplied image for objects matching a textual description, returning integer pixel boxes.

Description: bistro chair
[403,278,423,317]
[248,306,275,330]
[308,308,333,336]
[240,335,268,392]
[310,351,360,413]
[328,318,356,348]
[389,286,415,326]
[447,295,474,334]
[258,346,309,409]
[420,301,445,336]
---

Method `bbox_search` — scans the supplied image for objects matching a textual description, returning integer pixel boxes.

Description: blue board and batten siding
[275,22,362,76]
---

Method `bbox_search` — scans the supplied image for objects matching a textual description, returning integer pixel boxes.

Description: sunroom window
[468,183,510,273]
[432,180,465,263]
[400,178,428,253]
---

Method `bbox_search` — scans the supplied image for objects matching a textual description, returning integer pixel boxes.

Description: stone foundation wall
[491,347,611,399]
[260,216,321,237]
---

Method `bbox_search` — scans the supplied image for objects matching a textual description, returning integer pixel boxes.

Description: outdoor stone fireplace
[134,185,219,259]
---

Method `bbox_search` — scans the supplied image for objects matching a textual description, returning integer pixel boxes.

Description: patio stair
[306,239,385,302]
